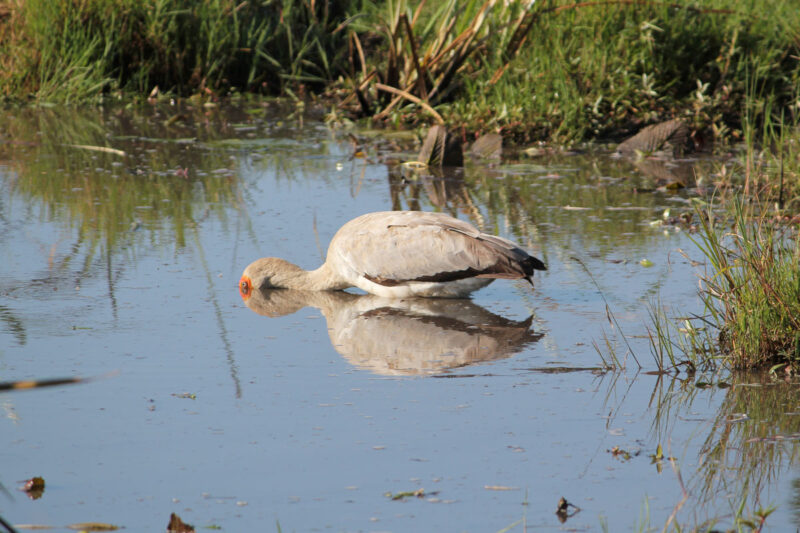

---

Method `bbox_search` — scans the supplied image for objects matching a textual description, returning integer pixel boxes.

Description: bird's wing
[329,211,539,286]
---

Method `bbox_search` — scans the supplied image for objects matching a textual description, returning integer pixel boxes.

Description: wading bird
[239,211,546,299]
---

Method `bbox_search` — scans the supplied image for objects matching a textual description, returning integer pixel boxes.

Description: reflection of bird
[243,289,542,375]
[240,211,546,299]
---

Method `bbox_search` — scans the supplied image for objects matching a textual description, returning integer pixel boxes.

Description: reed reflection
[243,288,542,375]
[649,372,800,527]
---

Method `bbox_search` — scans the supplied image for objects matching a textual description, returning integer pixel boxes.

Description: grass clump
[340,0,538,124]
[695,198,800,369]
[650,196,800,371]
[644,75,800,372]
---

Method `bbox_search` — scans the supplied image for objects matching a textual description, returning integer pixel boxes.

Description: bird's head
[238,273,254,300]
[239,257,303,300]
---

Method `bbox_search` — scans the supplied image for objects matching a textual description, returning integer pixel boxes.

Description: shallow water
[1,103,798,531]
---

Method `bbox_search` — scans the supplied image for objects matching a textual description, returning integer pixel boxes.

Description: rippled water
[1,103,798,531]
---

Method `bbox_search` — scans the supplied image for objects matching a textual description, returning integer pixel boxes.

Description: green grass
[443,1,800,144]
[0,0,354,102]
[332,0,800,145]
[339,0,538,124]
[647,195,800,371]
[697,197,800,368]
[641,55,800,372]
[3,0,798,149]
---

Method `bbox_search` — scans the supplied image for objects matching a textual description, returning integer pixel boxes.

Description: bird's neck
[278,262,348,291]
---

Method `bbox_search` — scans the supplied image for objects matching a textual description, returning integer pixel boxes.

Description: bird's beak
[239,275,253,300]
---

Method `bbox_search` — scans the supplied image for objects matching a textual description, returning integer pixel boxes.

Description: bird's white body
[349,275,493,299]
[239,211,546,299]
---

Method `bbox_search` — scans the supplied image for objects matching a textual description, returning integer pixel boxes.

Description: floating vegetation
[385,488,428,500]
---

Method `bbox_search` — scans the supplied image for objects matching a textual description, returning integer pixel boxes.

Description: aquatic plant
[648,195,800,371]
[697,198,800,369]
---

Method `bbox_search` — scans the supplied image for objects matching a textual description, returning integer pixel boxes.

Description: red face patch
[239,275,252,300]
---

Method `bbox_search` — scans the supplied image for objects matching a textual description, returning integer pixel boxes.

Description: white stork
[239,211,546,299]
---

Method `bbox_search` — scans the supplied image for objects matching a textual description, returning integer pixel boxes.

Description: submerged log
[167,513,195,533]
[616,119,693,157]
[418,125,463,167]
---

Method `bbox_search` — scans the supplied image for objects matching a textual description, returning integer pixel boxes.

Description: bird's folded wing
[331,212,531,284]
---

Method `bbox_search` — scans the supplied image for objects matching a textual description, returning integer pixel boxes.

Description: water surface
[1,103,798,531]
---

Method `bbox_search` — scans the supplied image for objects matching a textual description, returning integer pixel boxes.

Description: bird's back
[325,211,545,297]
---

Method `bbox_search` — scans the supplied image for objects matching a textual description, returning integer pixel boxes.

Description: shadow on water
[243,288,543,376]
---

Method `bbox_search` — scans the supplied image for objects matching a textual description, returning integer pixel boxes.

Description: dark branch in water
[0,371,118,392]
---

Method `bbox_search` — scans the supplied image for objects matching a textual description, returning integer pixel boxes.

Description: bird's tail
[522,256,547,285]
